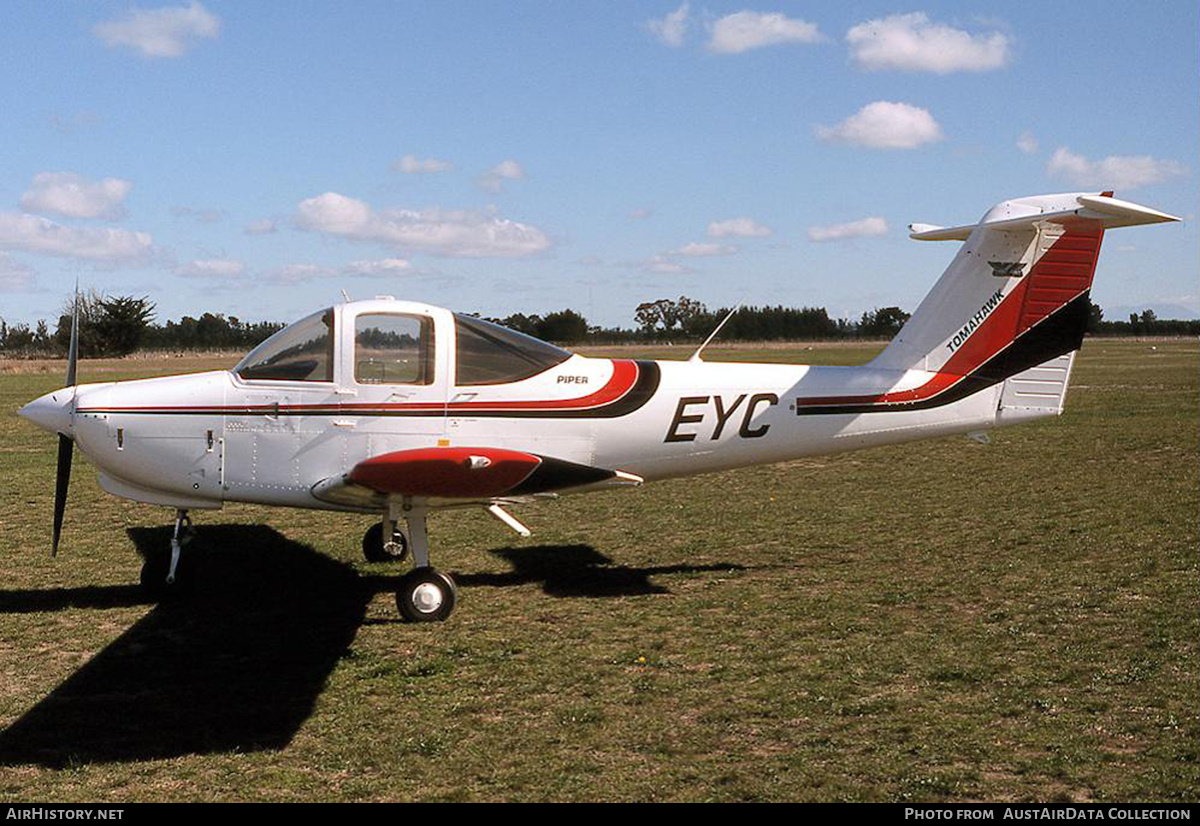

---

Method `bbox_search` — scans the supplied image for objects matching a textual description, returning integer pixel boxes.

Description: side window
[454,313,571,386]
[235,308,334,382]
[355,314,435,385]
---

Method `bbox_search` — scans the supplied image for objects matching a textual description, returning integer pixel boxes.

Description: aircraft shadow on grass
[0,525,743,767]
[453,544,746,598]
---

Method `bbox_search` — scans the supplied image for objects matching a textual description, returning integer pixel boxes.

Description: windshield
[234,308,334,382]
[454,313,571,385]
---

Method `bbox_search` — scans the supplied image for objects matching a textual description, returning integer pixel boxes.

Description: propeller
[51,288,80,556]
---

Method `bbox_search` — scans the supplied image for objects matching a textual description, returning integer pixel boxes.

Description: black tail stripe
[796,292,1089,416]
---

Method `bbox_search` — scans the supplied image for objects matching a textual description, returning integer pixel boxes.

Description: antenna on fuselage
[687,304,740,363]
[340,289,351,303]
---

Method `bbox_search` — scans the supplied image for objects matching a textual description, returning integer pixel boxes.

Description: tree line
[0,292,1195,357]
[0,292,283,357]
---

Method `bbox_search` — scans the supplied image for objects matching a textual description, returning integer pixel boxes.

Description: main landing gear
[362,520,409,563]
[383,501,457,623]
[140,508,195,599]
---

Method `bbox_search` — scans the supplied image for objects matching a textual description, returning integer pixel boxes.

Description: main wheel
[395,567,457,622]
[363,522,408,563]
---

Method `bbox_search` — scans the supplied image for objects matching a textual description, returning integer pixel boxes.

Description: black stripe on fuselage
[795,292,1090,416]
[79,360,662,421]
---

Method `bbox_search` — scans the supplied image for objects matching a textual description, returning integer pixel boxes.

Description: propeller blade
[65,287,79,388]
[52,433,73,556]
[51,286,80,556]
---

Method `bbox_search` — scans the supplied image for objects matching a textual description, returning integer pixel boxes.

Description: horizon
[0,2,1196,330]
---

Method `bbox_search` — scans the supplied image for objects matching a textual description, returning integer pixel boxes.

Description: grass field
[0,339,1195,802]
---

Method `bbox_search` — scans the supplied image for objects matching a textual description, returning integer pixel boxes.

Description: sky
[0,1,1196,331]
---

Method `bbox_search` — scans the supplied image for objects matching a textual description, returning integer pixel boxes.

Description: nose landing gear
[140,508,196,599]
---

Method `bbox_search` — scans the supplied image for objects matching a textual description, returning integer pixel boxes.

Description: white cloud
[642,256,695,275]
[344,258,412,275]
[20,172,133,220]
[1046,147,1188,190]
[178,258,245,278]
[1017,131,1039,154]
[295,192,551,258]
[707,217,772,238]
[267,263,336,285]
[647,3,690,48]
[478,159,526,193]
[393,154,453,174]
[708,11,822,54]
[92,1,220,58]
[172,205,225,224]
[846,12,1009,74]
[0,212,154,263]
[0,253,34,292]
[243,218,277,235]
[667,242,737,257]
[816,101,944,150]
[808,216,888,242]
[264,258,415,285]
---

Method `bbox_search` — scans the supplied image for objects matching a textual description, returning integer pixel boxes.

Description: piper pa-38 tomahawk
[18,191,1178,622]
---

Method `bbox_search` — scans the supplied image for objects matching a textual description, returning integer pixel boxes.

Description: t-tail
[797,192,1178,429]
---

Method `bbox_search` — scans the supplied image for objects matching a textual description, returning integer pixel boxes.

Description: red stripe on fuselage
[77,359,640,415]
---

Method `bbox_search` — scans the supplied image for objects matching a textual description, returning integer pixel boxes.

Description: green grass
[0,339,1195,802]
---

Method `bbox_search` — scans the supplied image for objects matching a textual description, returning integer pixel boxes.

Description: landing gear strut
[389,502,457,622]
[140,508,195,599]
[362,521,408,563]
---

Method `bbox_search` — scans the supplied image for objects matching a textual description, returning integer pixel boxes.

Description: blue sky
[0,1,1196,330]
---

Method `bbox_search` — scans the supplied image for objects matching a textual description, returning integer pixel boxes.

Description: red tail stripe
[797,227,1101,410]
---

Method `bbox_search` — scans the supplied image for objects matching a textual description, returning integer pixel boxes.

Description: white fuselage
[61,352,1005,513]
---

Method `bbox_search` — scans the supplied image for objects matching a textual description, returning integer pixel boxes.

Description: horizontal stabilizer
[910,193,1179,241]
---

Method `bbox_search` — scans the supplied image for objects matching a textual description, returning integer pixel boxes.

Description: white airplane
[18,191,1178,622]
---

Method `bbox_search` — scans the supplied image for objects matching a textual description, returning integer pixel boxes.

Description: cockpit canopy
[453,313,570,385]
[234,308,334,382]
[233,304,571,386]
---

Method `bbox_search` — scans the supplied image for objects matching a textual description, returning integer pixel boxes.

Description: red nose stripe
[348,447,542,498]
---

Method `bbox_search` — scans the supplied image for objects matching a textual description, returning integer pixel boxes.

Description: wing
[310,446,642,511]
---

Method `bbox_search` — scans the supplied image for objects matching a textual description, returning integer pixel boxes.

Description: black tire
[363,522,408,563]
[395,567,457,622]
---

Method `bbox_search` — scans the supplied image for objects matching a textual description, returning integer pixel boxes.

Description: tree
[54,290,103,356]
[858,306,911,337]
[635,299,673,333]
[535,309,588,342]
[1086,299,1104,333]
[94,295,156,356]
[634,296,707,334]
[495,313,541,337]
